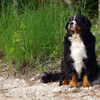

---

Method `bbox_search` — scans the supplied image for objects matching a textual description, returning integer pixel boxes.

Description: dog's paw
[68,87,76,91]
[84,86,93,90]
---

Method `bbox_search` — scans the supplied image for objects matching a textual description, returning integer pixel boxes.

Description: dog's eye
[75,17,78,20]
[70,18,73,21]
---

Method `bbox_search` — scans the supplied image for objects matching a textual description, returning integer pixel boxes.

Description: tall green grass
[0,1,99,70]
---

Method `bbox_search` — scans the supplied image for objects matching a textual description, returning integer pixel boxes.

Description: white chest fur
[68,34,87,77]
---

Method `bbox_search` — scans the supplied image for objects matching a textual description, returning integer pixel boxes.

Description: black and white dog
[41,14,100,88]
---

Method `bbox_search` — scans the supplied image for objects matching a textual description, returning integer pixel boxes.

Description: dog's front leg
[69,73,78,88]
[83,74,92,87]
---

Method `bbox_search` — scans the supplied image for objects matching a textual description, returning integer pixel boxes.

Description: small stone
[29,77,35,81]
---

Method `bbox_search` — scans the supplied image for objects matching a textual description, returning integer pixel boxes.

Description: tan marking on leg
[62,79,68,85]
[69,73,78,88]
[83,75,91,87]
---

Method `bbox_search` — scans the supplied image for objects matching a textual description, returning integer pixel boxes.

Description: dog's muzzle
[68,21,76,31]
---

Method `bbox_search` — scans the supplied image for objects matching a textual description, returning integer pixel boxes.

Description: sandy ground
[0,60,100,100]
[0,75,100,100]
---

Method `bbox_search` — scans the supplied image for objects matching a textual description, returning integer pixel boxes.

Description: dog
[41,14,100,88]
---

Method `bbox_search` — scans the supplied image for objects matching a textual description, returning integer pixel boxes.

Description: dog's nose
[70,22,74,28]
[70,22,74,25]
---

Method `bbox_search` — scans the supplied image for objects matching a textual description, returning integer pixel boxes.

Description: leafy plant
[0,0,99,71]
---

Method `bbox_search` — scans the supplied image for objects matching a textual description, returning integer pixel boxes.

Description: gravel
[0,76,100,100]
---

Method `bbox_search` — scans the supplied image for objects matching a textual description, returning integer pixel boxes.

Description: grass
[91,23,100,65]
[0,1,99,71]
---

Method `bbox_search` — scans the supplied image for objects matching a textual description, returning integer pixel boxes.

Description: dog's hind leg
[59,72,68,86]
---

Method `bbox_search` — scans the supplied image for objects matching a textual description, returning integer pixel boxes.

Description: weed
[0,0,99,71]
[72,89,78,93]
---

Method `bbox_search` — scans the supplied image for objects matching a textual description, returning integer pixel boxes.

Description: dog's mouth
[68,22,81,34]
[69,27,76,31]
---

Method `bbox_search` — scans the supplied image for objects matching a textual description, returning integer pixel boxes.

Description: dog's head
[65,14,91,34]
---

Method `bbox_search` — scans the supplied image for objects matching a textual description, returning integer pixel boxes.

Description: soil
[0,60,100,100]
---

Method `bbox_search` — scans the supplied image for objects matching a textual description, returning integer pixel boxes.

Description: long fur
[41,14,100,86]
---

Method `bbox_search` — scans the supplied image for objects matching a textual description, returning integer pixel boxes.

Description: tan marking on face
[75,24,82,34]
[69,30,74,34]
[75,17,78,20]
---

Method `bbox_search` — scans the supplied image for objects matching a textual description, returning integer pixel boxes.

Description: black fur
[41,72,60,83]
[41,14,100,86]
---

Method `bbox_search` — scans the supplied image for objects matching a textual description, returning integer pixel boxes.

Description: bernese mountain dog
[41,14,100,88]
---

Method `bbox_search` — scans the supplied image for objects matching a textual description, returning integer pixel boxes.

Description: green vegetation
[0,0,99,71]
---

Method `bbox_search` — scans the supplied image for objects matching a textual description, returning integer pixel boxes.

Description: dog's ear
[65,22,69,30]
[82,16,92,32]
[83,17,92,28]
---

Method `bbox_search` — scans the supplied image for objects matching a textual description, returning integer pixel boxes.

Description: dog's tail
[40,71,61,83]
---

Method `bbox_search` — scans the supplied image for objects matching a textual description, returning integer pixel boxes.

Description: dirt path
[0,59,100,100]
[0,75,100,100]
